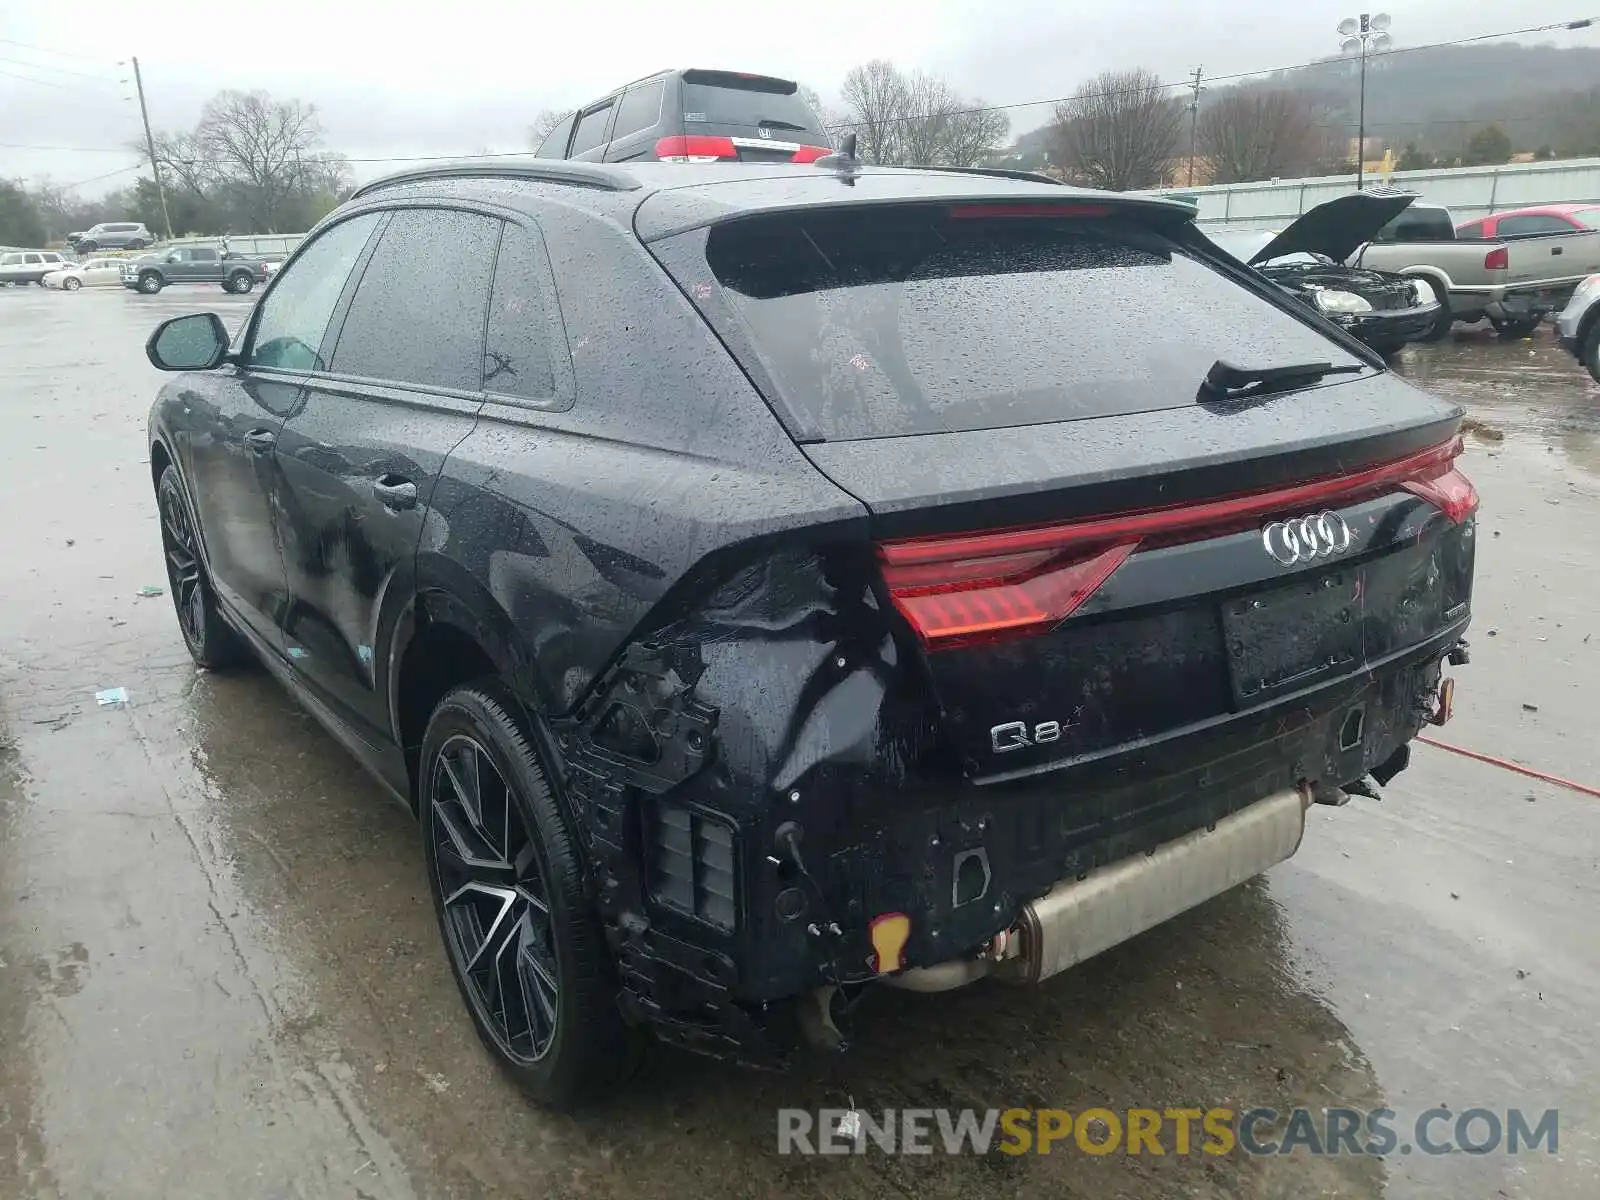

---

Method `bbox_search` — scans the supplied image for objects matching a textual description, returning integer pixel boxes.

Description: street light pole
[1339,13,1392,192]
[130,56,173,240]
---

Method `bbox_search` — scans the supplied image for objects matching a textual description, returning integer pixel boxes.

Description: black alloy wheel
[157,466,248,669]
[420,684,638,1108]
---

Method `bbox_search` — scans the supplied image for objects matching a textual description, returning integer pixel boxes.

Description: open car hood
[1249,192,1417,265]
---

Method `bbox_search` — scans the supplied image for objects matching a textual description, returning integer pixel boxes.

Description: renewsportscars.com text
[777,1106,1559,1157]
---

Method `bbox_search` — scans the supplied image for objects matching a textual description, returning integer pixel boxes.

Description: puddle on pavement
[1393,333,1600,476]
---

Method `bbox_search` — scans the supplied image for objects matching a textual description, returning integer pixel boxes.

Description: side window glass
[329,208,500,392]
[612,81,664,140]
[536,112,577,158]
[483,223,559,402]
[569,104,614,156]
[248,212,383,372]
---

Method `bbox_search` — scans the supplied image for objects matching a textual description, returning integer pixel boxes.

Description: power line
[0,54,124,82]
[62,163,142,189]
[0,37,118,64]
[0,64,124,93]
[0,141,131,152]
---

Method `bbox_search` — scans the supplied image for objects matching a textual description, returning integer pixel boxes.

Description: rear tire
[137,272,162,294]
[156,466,250,670]
[226,272,254,294]
[419,682,641,1110]
[1490,315,1541,338]
[1582,321,1600,384]
[127,239,146,250]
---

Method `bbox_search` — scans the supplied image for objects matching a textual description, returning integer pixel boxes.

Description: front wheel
[420,683,640,1110]
[156,466,249,669]
[1582,322,1600,384]
[1417,290,1453,343]
[63,277,82,291]
[127,239,146,250]
[137,272,163,294]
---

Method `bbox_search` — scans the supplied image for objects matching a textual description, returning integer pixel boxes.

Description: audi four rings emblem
[1261,511,1353,566]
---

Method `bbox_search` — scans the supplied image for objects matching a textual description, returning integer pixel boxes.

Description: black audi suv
[144,156,1477,1109]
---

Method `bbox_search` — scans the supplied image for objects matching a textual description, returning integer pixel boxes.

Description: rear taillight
[790,145,832,164]
[1484,246,1509,270]
[655,135,739,163]
[878,436,1478,650]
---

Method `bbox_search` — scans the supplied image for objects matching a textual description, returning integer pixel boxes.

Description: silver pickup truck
[1351,198,1600,338]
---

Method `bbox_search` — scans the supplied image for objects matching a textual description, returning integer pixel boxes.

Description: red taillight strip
[655,135,739,161]
[877,436,1477,650]
[945,202,1113,220]
[790,145,832,163]
[880,436,1470,570]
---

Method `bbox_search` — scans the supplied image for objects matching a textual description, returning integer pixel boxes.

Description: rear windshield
[681,206,1362,441]
[680,71,823,137]
[1575,208,1600,231]
[1373,206,1455,243]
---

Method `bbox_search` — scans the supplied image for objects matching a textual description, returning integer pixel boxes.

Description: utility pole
[1187,67,1204,187]
[131,56,173,240]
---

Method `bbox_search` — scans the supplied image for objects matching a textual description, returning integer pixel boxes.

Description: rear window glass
[1575,209,1600,230]
[1373,206,1455,243]
[681,73,822,136]
[685,206,1361,441]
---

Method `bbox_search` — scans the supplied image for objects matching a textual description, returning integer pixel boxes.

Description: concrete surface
[1,285,1597,1200]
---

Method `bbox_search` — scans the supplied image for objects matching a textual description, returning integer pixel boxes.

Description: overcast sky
[2,0,1593,195]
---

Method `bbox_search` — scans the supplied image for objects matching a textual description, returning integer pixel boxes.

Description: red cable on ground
[1415,735,1600,799]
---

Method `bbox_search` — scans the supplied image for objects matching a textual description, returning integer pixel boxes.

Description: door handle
[243,428,276,451]
[1552,246,1563,255]
[373,475,418,511]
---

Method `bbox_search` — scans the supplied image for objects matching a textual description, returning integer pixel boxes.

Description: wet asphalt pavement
[1,285,1598,1200]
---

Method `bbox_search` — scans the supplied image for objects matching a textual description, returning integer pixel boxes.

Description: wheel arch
[388,557,555,807]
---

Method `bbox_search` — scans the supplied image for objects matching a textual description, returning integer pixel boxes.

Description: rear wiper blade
[755,118,809,131]
[1203,358,1363,395]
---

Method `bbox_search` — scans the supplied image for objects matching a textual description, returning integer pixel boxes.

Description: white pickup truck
[1353,197,1600,338]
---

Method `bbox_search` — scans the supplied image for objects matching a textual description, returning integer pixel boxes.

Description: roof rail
[351,159,640,199]
[913,165,1065,186]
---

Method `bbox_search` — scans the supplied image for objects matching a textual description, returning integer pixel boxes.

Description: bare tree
[528,108,573,150]
[838,60,1009,166]
[1051,69,1183,190]
[799,85,849,144]
[196,90,324,231]
[1197,89,1319,183]
[839,59,911,164]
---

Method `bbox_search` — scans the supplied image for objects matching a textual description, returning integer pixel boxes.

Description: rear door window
[680,70,825,140]
[612,81,665,140]
[569,104,615,157]
[482,224,562,404]
[329,208,500,392]
[668,204,1362,441]
[1455,220,1486,239]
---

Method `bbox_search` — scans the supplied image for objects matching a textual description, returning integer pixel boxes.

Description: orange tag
[867,913,912,975]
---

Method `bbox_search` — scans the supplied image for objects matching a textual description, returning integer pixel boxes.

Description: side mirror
[147,313,231,371]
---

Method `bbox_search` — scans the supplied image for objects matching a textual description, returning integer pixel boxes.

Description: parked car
[143,158,1477,1109]
[43,258,126,290]
[1355,195,1600,336]
[67,222,154,252]
[121,245,270,294]
[1457,204,1600,238]
[1205,193,1442,357]
[534,67,832,164]
[0,250,68,285]
[1556,272,1600,382]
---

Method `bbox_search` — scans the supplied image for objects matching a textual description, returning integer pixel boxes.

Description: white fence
[1136,157,1600,230]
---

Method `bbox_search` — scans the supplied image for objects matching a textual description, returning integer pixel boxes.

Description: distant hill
[1002,42,1600,166]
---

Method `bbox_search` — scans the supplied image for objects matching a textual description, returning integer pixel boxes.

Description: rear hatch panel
[648,191,1473,784]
